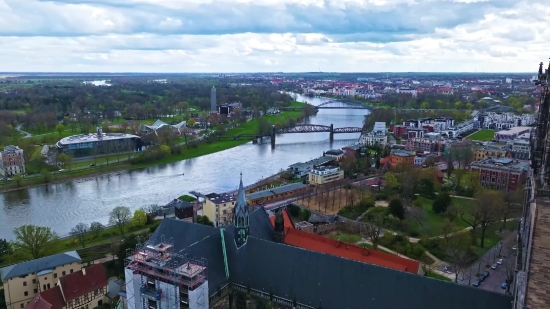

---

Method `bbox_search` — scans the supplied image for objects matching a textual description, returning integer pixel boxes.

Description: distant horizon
[0,71,537,75]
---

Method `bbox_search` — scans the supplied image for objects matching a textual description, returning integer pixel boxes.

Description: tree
[362,213,384,250]
[432,192,452,214]
[439,220,457,248]
[132,209,148,227]
[55,123,65,135]
[197,215,214,226]
[501,190,522,229]
[462,190,502,247]
[444,203,459,222]
[417,178,436,198]
[407,205,426,231]
[0,238,9,263]
[57,153,70,168]
[13,174,23,187]
[109,206,132,235]
[445,232,473,283]
[89,222,104,237]
[70,222,89,248]
[187,118,196,127]
[41,169,52,183]
[388,199,405,220]
[12,225,59,259]
[383,172,398,190]
[500,255,515,294]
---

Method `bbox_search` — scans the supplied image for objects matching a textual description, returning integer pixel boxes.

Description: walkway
[15,124,32,137]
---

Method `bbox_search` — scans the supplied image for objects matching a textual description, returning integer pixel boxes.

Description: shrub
[388,199,405,220]
[288,204,301,217]
[432,192,452,214]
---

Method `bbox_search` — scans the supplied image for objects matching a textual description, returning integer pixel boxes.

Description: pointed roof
[235,173,248,215]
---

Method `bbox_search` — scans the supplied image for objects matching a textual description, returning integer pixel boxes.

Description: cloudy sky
[1,0,549,72]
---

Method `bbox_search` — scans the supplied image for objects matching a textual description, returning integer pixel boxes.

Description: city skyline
[0,0,548,73]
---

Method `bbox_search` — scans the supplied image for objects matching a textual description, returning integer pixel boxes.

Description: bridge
[216,123,364,147]
[316,100,372,110]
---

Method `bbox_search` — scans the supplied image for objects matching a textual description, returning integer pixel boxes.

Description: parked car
[472,280,481,287]
[90,163,96,167]
[512,246,517,251]
[501,282,508,289]
[491,263,498,270]
[497,258,503,265]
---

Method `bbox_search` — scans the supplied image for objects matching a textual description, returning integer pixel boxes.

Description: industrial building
[56,128,142,158]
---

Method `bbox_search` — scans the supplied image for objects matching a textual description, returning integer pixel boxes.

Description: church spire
[234,172,250,247]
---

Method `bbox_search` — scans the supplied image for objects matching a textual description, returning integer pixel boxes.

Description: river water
[0,94,368,239]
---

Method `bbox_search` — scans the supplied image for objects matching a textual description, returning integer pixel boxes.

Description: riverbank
[0,103,308,193]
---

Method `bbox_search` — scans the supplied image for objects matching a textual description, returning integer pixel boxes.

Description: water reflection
[0,94,369,239]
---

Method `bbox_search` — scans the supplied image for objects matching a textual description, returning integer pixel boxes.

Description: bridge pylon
[270,125,276,148]
[329,123,334,142]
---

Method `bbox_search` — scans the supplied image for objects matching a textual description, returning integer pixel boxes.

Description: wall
[3,262,81,309]
[188,280,209,309]
[124,268,141,309]
[158,280,179,309]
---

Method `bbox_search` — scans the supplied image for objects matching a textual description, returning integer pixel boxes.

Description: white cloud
[0,0,548,72]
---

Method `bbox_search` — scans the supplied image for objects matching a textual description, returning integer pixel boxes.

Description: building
[120,173,512,309]
[247,182,310,205]
[288,156,335,178]
[405,138,445,153]
[1,251,82,309]
[358,131,387,147]
[24,264,108,309]
[203,192,236,227]
[164,198,195,222]
[141,119,187,135]
[56,129,142,158]
[390,150,415,167]
[407,127,427,138]
[373,122,386,133]
[211,85,217,112]
[323,149,345,161]
[472,143,510,161]
[0,145,25,177]
[511,138,530,153]
[469,157,529,191]
[308,166,344,185]
[393,125,408,138]
[270,210,422,274]
[493,127,532,143]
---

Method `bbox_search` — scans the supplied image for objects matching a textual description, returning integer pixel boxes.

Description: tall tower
[210,85,217,112]
[234,173,250,247]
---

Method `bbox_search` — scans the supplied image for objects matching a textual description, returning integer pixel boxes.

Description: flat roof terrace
[57,133,140,146]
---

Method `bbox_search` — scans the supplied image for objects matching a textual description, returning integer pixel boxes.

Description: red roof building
[25,264,108,309]
[270,210,421,274]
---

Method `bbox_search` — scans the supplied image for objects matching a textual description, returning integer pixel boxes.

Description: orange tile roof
[270,210,419,274]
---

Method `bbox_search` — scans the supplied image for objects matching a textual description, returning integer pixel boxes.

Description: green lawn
[328,232,362,244]
[425,271,452,282]
[414,196,475,236]
[358,242,394,255]
[467,130,496,141]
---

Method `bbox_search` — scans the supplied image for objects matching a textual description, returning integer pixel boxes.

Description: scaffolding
[124,234,208,309]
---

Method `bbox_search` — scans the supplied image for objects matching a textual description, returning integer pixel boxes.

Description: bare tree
[445,232,472,283]
[461,190,502,247]
[362,213,385,250]
[89,222,104,238]
[439,220,457,248]
[70,222,89,248]
[445,203,459,222]
[500,255,516,294]
[331,188,337,211]
[109,206,132,235]
[501,189,522,229]
[407,206,426,232]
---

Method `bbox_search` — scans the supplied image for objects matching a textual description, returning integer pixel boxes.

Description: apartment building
[405,138,445,153]
[493,127,532,143]
[0,145,25,177]
[359,132,387,147]
[390,150,415,167]
[203,192,235,227]
[24,264,108,309]
[1,251,82,309]
[470,157,529,191]
[473,143,510,161]
[308,166,344,185]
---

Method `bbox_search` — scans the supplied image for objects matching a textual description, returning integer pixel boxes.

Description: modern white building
[308,166,344,185]
[373,122,386,133]
[359,132,387,147]
[124,238,209,309]
[0,145,25,177]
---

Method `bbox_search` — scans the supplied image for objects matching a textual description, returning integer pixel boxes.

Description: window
[21,304,24,309]
[34,289,37,293]
[98,300,103,307]
[62,271,66,276]
[43,284,46,291]
[33,279,36,284]
[23,281,27,286]
[54,273,57,278]
[24,292,28,296]
[47,283,50,289]
[70,269,73,274]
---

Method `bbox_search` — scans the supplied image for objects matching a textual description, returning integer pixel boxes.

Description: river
[0,94,368,239]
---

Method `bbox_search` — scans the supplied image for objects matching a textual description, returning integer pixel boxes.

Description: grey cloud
[497,28,536,42]
[0,0,520,44]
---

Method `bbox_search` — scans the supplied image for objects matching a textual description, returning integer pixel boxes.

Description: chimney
[82,267,86,276]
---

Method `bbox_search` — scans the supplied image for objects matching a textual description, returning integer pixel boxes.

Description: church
[122,174,512,309]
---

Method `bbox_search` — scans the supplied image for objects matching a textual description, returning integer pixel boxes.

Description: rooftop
[57,132,140,146]
[525,198,550,308]
[206,192,236,204]
[392,150,415,157]
[311,165,340,172]
[495,126,532,135]
[471,157,530,172]
[325,149,344,156]
[1,251,81,281]
[1,145,22,154]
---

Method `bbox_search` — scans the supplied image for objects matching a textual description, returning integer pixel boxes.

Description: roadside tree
[109,206,132,235]
[70,222,89,248]
[461,190,502,247]
[13,225,59,259]
[89,222,104,237]
[132,209,148,227]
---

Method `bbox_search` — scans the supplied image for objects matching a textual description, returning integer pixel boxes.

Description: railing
[231,283,315,309]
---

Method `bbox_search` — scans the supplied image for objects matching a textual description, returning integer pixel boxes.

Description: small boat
[182,173,185,176]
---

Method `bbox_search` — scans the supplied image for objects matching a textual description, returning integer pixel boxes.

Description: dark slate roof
[231,237,512,309]
[165,199,193,209]
[150,218,220,252]
[224,208,274,243]
[1,251,81,281]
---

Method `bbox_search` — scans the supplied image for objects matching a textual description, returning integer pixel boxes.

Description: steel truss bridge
[275,124,362,134]
[316,99,372,109]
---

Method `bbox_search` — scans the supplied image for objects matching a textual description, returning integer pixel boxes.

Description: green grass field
[414,196,475,236]
[467,130,496,141]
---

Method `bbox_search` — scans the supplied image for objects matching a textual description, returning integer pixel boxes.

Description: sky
[0,0,549,73]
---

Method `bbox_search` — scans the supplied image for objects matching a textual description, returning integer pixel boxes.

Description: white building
[308,166,345,185]
[124,239,209,309]
[396,88,418,97]
[0,145,25,177]
[373,122,386,133]
[359,132,387,147]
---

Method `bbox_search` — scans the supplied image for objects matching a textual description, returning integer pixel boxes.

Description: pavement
[15,124,33,137]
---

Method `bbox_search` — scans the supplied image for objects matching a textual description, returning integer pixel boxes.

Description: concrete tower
[210,85,217,112]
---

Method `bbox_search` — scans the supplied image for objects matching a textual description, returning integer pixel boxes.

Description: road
[15,124,32,137]
[458,230,516,294]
